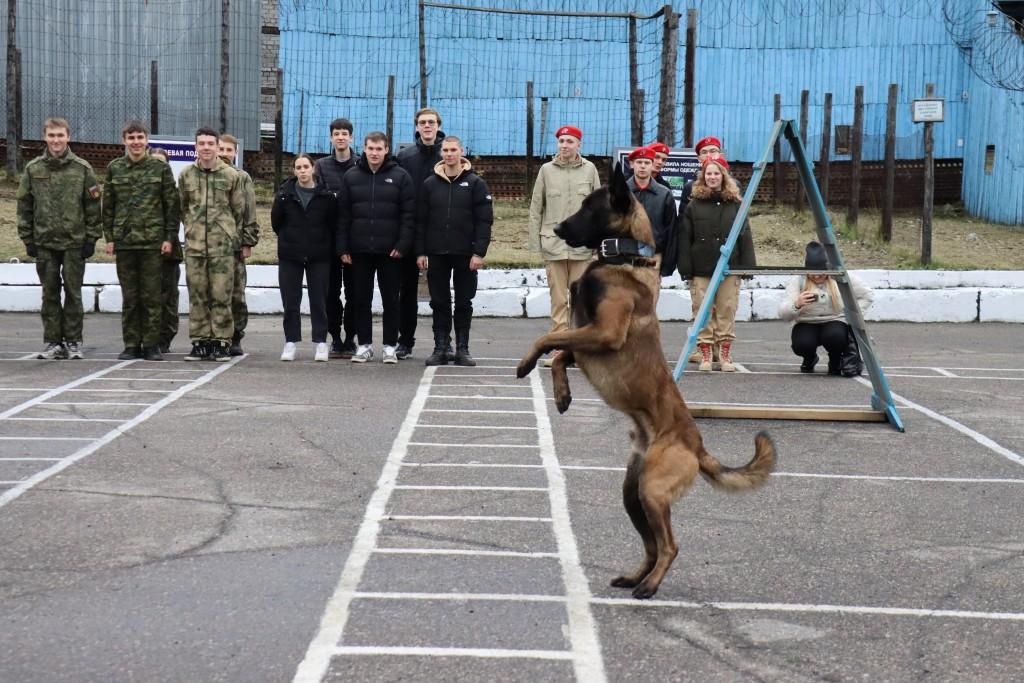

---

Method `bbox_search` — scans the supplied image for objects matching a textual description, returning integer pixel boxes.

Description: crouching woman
[779,241,874,375]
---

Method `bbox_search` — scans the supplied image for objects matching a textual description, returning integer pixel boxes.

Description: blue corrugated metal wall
[279,0,1024,224]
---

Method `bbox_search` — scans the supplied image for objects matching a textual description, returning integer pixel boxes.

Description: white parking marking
[591,597,1024,622]
[332,646,573,661]
[352,591,565,602]
[931,367,958,377]
[560,465,1024,484]
[0,358,242,511]
[422,408,533,414]
[414,424,538,430]
[427,395,532,400]
[857,378,1024,466]
[0,436,92,441]
[0,361,134,419]
[0,458,62,461]
[385,515,552,522]
[403,463,544,469]
[1,417,126,423]
[407,442,538,449]
[393,485,547,491]
[373,549,559,559]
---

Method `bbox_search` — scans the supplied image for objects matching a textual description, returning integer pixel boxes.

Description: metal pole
[220,0,230,133]
[274,68,283,191]
[796,89,809,209]
[150,60,159,135]
[882,83,898,241]
[526,81,534,196]
[773,93,782,205]
[386,75,395,148]
[921,83,935,265]
[819,92,832,206]
[628,16,641,146]
[683,9,697,147]
[418,0,428,107]
[6,0,19,176]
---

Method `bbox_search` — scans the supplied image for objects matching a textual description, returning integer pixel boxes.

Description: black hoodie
[270,177,338,262]
[415,159,493,257]
[397,130,446,192]
[335,154,415,256]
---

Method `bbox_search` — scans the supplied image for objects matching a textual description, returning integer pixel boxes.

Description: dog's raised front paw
[516,358,536,378]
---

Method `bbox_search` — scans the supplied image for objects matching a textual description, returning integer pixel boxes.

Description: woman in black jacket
[271,154,338,362]
[677,156,756,372]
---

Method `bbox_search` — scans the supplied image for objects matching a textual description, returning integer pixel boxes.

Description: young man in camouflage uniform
[218,133,259,356]
[103,121,180,362]
[17,117,102,360]
[148,147,184,354]
[178,127,246,362]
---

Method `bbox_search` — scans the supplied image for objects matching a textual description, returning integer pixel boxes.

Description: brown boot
[719,341,737,372]
[698,343,713,372]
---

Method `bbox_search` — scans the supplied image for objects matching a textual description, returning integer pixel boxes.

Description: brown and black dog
[517,164,776,599]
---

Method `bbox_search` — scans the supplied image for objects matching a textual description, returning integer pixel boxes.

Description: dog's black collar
[598,238,658,268]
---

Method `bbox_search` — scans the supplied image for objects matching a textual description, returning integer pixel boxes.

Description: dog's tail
[698,430,776,492]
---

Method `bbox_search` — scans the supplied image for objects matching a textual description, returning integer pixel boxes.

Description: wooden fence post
[274,68,283,191]
[220,0,230,133]
[150,61,159,135]
[921,83,935,265]
[657,6,679,145]
[847,85,864,231]
[6,0,20,176]
[386,75,395,148]
[819,92,832,206]
[882,83,898,241]
[683,9,697,147]
[526,81,534,196]
[796,89,809,209]
[773,94,782,205]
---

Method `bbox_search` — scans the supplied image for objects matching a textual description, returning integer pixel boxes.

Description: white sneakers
[314,342,329,362]
[382,345,398,364]
[280,342,297,361]
[351,344,374,363]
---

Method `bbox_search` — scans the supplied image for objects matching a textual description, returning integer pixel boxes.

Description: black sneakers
[118,346,142,360]
[184,342,209,362]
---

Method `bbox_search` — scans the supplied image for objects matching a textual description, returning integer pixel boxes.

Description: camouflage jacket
[178,158,245,257]
[17,149,102,249]
[102,153,181,250]
[237,169,260,248]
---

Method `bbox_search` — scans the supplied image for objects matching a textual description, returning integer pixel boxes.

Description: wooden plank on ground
[687,405,887,422]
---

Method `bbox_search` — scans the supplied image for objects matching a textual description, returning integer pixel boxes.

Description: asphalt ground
[1,312,1022,682]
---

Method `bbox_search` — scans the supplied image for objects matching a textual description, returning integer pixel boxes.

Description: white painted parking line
[529,371,606,682]
[0,436,92,441]
[414,424,538,430]
[931,367,958,377]
[91,377,192,382]
[386,515,552,522]
[393,485,547,492]
[561,464,1024,484]
[293,368,436,683]
[353,591,566,602]
[332,646,573,661]
[65,388,173,394]
[430,384,531,389]
[0,360,134,420]
[403,463,544,469]
[1,417,126,423]
[0,388,52,392]
[0,458,62,461]
[0,357,242,511]
[407,442,538,449]
[591,597,1024,622]
[858,378,1024,466]
[0,481,22,485]
[422,409,533,414]
[373,549,559,559]
[40,402,154,407]
[427,395,532,400]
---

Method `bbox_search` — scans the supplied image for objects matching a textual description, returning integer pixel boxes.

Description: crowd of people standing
[15,115,868,376]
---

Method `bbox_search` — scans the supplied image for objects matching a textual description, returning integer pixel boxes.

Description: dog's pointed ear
[609,162,632,214]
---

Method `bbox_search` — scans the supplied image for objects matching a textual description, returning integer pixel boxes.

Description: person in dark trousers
[625,145,677,289]
[314,117,358,359]
[396,107,446,359]
[336,131,415,365]
[415,136,493,367]
[272,154,338,362]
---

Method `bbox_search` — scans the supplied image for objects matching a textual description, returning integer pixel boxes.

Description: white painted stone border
[1,264,1022,323]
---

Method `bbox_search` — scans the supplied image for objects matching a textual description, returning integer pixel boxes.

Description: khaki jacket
[528,155,600,261]
[178,158,246,257]
[17,149,102,249]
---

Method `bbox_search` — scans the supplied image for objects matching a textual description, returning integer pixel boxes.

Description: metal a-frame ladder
[672,119,904,432]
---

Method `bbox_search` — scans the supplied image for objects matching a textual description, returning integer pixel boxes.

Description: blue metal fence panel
[962,82,1024,225]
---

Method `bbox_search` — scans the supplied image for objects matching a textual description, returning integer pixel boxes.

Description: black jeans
[279,259,330,343]
[791,320,849,361]
[426,254,478,336]
[326,258,357,344]
[397,254,421,348]
[349,253,402,346]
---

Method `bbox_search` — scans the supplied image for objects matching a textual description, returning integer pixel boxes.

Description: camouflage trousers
[35,247,86,343]
[232,253,248,341]
[185,253,235,343]
[159,259,181,348]
[116,249,163,348]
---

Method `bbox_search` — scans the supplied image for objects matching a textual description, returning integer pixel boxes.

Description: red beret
[627,146,656,162]
[555,125,582,140]
[701,155,729,171]
[695,136,722,153]
[647,142,670,156]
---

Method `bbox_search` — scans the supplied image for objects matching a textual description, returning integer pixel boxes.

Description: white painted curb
[1,264,1022,323]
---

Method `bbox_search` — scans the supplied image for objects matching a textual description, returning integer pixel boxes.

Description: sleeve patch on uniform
[88,185,101,199]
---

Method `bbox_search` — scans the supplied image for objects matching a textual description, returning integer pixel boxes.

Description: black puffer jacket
[397,130,446,191]
[271,177,338,262]
[415,160,493,257]
[677,190,756,278]
[313,153,355,192]
[335,155,416,256]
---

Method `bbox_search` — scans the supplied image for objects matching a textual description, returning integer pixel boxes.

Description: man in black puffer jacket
[336,131,415,365]
[415,136,493,367]
[396,107,446,359]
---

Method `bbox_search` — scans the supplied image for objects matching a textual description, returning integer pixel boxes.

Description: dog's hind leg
[630,440,700,599]
[611,430,658,589]
[551,350,575,413]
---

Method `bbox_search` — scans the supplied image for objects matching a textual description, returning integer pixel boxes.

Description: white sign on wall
[911,98,945,123]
